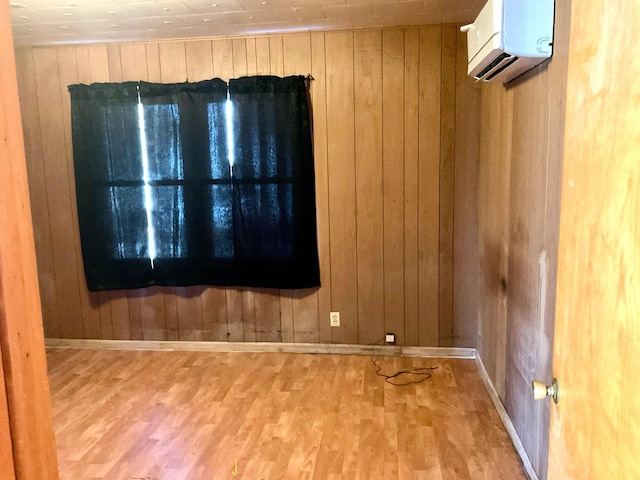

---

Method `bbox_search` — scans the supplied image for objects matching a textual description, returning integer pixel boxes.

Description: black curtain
[137,79,232,286]
[229,76,320,288]
[69,82,153,290]
[69,76,319,291]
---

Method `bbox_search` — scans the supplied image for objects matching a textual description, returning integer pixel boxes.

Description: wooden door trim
[0,2,59,478]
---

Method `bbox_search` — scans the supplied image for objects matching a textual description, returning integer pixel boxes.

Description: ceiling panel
[9,0,483,47]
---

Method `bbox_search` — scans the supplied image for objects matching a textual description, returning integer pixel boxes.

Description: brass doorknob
[532,378,559,404]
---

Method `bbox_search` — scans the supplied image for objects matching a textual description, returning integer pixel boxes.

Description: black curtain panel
[137,79,233,286]
[69,82,154,290]
[229,75,320,288]
[69,75,319,291]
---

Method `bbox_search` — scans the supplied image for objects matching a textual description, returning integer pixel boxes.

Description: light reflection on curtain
[69,82,153,290]
[139,79,231,286]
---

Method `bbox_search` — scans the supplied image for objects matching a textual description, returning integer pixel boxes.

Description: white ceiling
[9,0,482,47]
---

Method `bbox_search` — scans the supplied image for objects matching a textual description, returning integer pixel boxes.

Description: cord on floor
[369,338,437,386]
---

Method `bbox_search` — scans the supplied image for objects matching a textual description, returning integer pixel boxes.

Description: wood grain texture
[354,29,384,346]
[417,26,441,347]
[0,2,59,476]
[452,29,481,348]
[310,32,333,346]
[477,82,512,401]
[47,348,527,480]
[186,40,213,81]
[292,289,319,344]
[382,29,406,346]
[75,43,106,342]
[14,48,62,340]
[16,28,480,348]
[549,0,640,477]
[32,47,85,339]
[120,43,148,81]
[282,33,312,345]
[403,28,421,347]
[439,25,456,348]
[0,345,16,479]
[475,0,572,477]
[325,31,358,345]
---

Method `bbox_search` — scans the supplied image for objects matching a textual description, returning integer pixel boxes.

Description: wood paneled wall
[15,27,481,347]
[477,0,572,477]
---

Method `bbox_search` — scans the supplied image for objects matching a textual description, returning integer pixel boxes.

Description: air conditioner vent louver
[474,53,519,80]
[462,0,555,83]
[476,53,518,82]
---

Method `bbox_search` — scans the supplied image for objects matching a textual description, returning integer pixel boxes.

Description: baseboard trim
[45,338,476,359]
[475,353,539,480]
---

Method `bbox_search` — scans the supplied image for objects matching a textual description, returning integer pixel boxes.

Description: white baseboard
[44,338,476,359]
[475,352,539,480]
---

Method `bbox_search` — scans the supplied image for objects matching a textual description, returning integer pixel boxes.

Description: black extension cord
[369,338,438,386]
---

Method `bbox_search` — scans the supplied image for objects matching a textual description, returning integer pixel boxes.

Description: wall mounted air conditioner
[461,0,555,83]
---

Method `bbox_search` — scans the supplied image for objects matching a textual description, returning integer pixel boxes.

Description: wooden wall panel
[354,30,384,346]
[32,47,85,339]
[176,287,204,341]
[107,44,122,82]
[453,29,481,348]
[291,289,319,343]
[477,82,512,398]
[310,33,332,345]
[325,31,358,344]
[120,43,148,81]
[16,27,481,348]
[269,36,284,76]
[186,40,214,81]
[255,37,271,75]
[506,68,550,475]
[476,0,572,477]
[278,38,295,344]
[14,49,62,340]
[439,26,456,347]
[283,34,319,344]
[145,44,161,82]
[164,287,179,341]
[202,287,230,342]
[417,27,441,346]
[403,28,420,346]
[232,38,247,78]
[139,287,166,340]
[382,29,406,345]
[127,289,144,340]
[77,45,109,341]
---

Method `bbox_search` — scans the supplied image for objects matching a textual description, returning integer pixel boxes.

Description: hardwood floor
[46,348,527,479]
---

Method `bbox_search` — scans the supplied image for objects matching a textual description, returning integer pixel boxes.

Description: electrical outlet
[330,311,340,327]
[385,333,396,344]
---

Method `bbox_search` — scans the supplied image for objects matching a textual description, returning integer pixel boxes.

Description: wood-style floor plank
[47,349,527,480]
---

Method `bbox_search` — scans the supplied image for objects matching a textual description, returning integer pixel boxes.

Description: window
[69,76,319,291]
